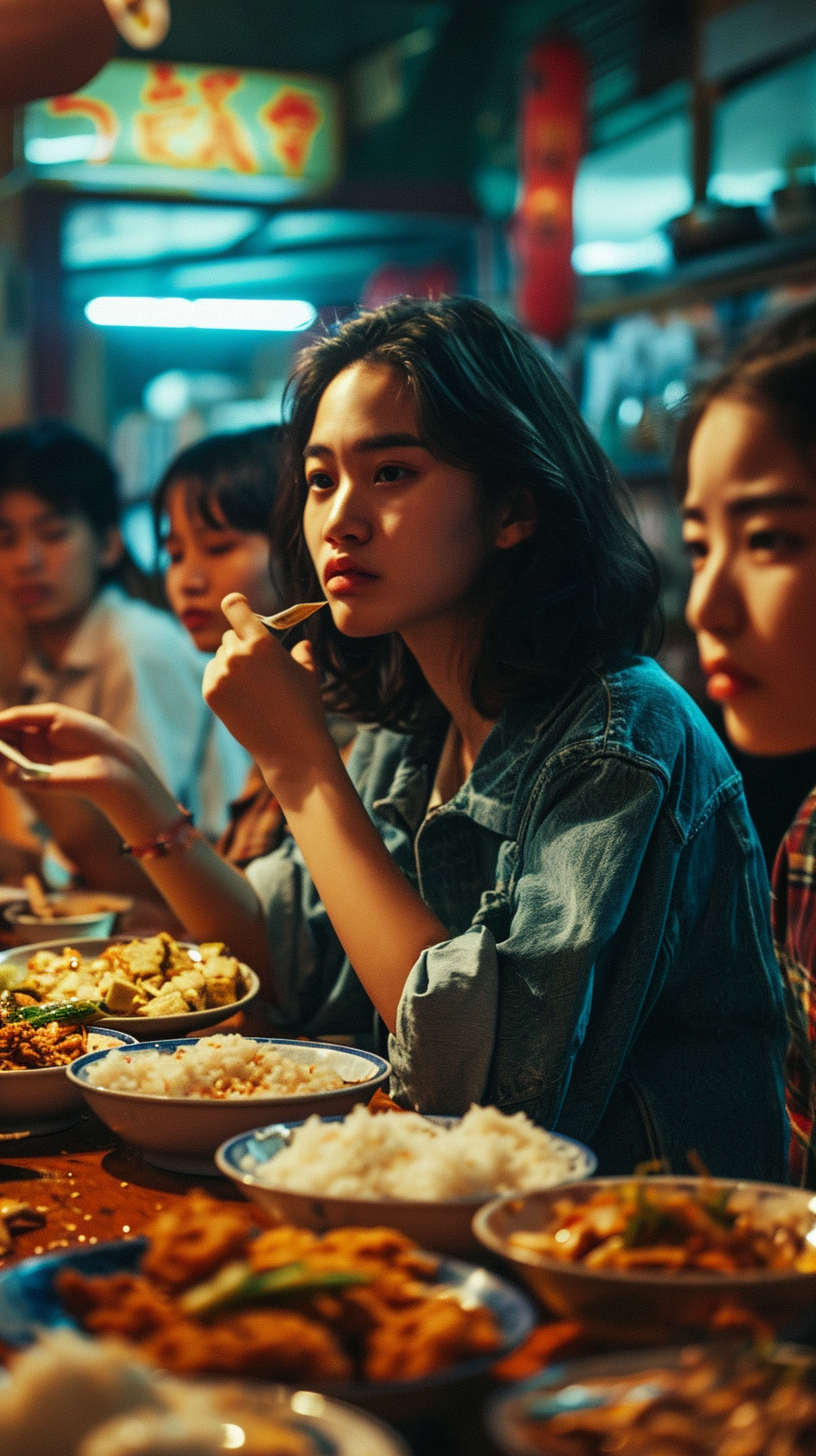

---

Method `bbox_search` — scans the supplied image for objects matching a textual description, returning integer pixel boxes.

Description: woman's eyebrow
[304,432,427,459]
[683,491,816,524]
[726,490,816,516]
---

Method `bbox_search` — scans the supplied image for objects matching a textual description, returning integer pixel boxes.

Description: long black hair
[276,297,660,730]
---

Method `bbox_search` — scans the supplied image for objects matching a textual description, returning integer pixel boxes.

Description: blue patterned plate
[0,1234,536,1418]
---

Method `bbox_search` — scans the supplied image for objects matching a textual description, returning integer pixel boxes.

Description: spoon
[0,738,53,779]
[255,601,328,633]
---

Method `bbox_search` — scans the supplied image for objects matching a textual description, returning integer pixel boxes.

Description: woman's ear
[100,526,125,571]
[494,489,537,551]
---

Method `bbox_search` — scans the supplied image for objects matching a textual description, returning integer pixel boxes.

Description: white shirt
[4,585,249,838]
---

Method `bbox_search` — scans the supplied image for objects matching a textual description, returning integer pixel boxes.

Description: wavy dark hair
[673,303,816,500]
[152,425,280,541]
[276,296,661,730]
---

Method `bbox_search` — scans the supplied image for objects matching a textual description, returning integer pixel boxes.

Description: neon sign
[25,60,339,199]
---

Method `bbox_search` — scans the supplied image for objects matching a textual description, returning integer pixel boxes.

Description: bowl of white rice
[67,1035,391,1175]
[215,1103,596,1255]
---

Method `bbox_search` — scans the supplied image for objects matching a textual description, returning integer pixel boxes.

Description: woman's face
[302,361,504,650]
[0,489,117,629]
[684,397,816,755]
[163,482,280,653]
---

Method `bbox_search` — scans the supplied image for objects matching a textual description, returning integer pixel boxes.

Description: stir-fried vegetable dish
[7,933,248,1018]
[515,1346,816,1455]
[509,1181,816,1273]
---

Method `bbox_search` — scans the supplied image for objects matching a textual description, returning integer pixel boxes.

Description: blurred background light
[26,135,102,165]
[572,234,672,274]
[85,296,317,330]
[64,204,260,269]
[617,396,644,427]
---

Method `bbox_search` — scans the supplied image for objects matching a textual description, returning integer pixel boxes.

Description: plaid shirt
[216,763,284,868]
[772,784,816,1185]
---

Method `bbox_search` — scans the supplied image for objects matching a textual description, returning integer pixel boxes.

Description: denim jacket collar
[372,676,588,842]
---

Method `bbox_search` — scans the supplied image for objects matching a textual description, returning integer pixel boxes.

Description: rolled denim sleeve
[389,926,499,1112]
[390,755,667,1121]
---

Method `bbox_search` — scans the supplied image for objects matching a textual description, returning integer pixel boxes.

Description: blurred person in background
[680,312,816,1184]
[155,425,356,867]
[0,421,248,895]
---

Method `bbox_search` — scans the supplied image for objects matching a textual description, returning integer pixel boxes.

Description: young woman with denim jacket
[0,299,788,1179]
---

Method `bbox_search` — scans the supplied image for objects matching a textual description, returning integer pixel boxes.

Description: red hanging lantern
[514,37,587,341]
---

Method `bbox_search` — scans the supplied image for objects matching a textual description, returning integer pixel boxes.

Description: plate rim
[216,1119,597,1206]
[67,1036,392,1107]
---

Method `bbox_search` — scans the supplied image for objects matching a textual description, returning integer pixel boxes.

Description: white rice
[257,1102,589,1200]
[83,1035,345,1100]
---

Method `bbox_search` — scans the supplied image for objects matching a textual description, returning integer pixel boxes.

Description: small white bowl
[0,1028,136,1129]
[216,1119,597,1256]
[3,902,125,937]
[68,1038,392,1175]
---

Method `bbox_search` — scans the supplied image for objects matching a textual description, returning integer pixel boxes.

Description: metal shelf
[576,226,816,324]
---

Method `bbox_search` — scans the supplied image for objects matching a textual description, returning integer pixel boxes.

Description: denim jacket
[247,655,788,1180]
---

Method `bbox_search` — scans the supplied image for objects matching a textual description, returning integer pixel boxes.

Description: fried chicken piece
[145,1310,353,1381]
[140,1191,254,1290]
[364,1296,500,1381]
[56,1270,177,1340]
[249,1226,322,1272]
[319,1226,439,1278]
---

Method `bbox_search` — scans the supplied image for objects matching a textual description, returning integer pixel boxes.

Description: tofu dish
[15,933,249,1019]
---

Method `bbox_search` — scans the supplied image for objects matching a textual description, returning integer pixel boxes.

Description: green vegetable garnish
[703,1186,737,1226]
[179,1259,374,1319]
[4,999,104,1028]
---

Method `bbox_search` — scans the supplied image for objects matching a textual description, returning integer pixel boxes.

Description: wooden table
[0,1107,242,1271]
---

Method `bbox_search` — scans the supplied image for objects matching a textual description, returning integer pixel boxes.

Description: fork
[255,601,328,633]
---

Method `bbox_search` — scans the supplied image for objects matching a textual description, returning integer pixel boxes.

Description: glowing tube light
[84,296,317,331]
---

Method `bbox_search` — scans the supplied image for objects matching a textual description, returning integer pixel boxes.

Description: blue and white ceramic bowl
[67,1038,391,1175]
[217,1118,596,1256]
[0,1026,136,1130]
[0,1236,536,1421]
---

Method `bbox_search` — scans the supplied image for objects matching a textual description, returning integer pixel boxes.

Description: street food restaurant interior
[0,3,815,1454]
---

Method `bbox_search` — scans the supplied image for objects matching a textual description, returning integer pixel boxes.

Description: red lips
[702,658,759,702]
[180,609,213,632]
[324,555,378,592]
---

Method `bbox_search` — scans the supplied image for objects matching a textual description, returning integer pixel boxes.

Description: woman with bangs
[153,427,286,867]
[0,298,788,1178]
[679,310,816,1184]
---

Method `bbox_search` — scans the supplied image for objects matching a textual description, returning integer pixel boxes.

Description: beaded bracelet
[120,807,196,861]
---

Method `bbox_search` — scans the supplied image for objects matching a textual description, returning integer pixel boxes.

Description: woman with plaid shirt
[681,309,816,1184]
